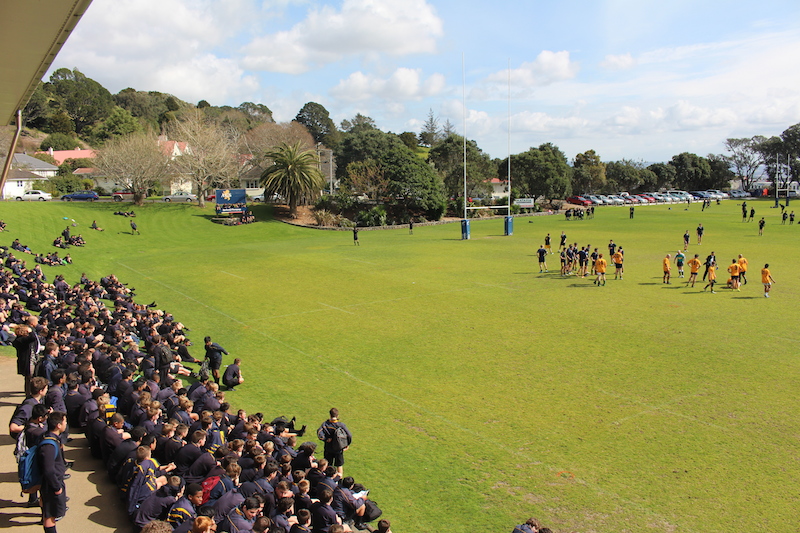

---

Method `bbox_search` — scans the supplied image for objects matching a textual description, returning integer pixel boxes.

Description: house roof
[35,148,97,165]
[0,153,59,171]
[1,1,94,125]
[73,167,97,175]
[7,168,41,180]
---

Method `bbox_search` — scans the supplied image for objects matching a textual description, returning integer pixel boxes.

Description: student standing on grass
[702,251,716,281]
[683,230,690,251]
[544,233,552,254]
[317,408,352,477]
[737,254,749,285]
[409,219,413,234]
[727,259,741,291]
[687,254,702,287]
[612,249,623,280]
[662,254,672,284]
[594,253,607,286]
[749,207,755,221]
[204,336,228,386]
[674,251,686,278]
[536,245,548,273]
[353,227,359,246]
[762,264,775,297]
[131,220,140,235]
[703,263,717,293]
[758,217,765,235]
[696,223,704,244]
[559,232,567,252]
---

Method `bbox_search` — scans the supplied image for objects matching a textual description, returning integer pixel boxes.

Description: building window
[245,179,259,188]
[17,181,23,187]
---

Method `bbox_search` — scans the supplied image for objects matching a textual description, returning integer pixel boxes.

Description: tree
[337,129,446,219]
[95,133,173,205]
[22,83,50,130]
[48,68,114,134]
[605,159,657,192]
[572,150,606,193]
[500,143,571,203]
[344,159,390,201]
[40,133,78,151]
[706,154,735,190]
[668,153,712,190]
[419,109,441,147]
[724,137,763,191]
[47,112,75,135]
[429,134,495,199]
[237,102,274,124]
[647,162,676,190]
[90,106,142,144]
[340,114,377,134]
[197,100,211,108]
[261,142,325,217]
[167,111,241,207]
[442,119,457,139]
[398,132,419,150]
[295,102,339,148]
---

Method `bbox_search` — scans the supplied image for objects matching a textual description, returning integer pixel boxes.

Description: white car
[605,195,625,205]
[163,191,198,202]
[16,190,52,201]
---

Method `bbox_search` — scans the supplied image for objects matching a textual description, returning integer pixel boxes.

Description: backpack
[363,499,382,522]
[331,424,349,451]
[200,475,221,505]
[18,436,59,493]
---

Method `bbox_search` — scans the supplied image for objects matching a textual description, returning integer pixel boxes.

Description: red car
[567,196,592,207]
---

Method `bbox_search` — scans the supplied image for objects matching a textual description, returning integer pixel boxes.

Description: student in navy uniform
[40,411,69,533]
[223,358,244,390]
[204,336,228,385]
[316,408,352,477]
[310,488,339,533]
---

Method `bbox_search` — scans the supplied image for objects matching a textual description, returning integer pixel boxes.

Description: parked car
[567,196,592,207]
[606,195,625,205]
[584,195,603,205]
[163,191,198,202]
[61,190,99,201]
[113,191,135,202]
[636,194,656,203]
[707,189,729,199]
[16,190,52,201]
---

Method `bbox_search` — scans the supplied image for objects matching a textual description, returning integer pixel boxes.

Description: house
[489,178,509,199]
[0,153,59,198]
[2,168,44,198]
[35,147,97,165]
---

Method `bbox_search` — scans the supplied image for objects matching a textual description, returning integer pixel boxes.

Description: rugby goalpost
[461,58,513,239]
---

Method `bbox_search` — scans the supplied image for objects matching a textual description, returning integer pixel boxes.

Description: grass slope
[0,199,797,532]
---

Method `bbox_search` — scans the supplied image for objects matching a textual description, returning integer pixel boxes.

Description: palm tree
[260,142,325,218]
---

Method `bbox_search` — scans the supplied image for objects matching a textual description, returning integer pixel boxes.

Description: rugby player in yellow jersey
[612,250,624,280]
[703,263,717,293]
[594,253,607,286]
[761,264,775,297]
[686,254,702,287]
[662,254,672,284]
[737,254,748,285]
[727,259,741,291]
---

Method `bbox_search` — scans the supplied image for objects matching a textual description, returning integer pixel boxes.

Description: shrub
[357,205,387,227]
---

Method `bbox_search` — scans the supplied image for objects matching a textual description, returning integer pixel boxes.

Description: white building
[0,153,59,198]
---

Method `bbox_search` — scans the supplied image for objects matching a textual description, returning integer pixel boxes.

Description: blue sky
[51,0,800,162]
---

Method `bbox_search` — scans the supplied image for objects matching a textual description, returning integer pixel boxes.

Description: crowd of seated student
[4,263,387,533]
[0,220,7,231]
[11,238,32,254]
[114,210,137,217]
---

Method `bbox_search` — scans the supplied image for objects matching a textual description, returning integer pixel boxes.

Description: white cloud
[330,68,446,103]
[241,0,443,74]
[487,51,579,89]
[600,53,636,71]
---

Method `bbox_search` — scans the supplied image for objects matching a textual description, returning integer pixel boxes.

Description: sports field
[1,199,797,532]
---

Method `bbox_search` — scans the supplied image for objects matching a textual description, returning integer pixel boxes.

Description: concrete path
[0,355,134,533]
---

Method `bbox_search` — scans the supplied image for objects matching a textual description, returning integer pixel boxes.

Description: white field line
[118,262,674,525]
[341,257,377,265]
[598,388,731,431]
[220,270,245,279]
[319,303,354,314]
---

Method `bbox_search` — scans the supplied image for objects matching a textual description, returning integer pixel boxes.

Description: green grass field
[1,198,798,532]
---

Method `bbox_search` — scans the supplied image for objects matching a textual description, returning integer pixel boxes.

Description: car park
[606,195,625,205]
[637,194,656,203]
[163,191,198,202]
[16,190,52,201]
[707,189,729,199]
[61,190,99,201]
[584,195,603,205]
[567,196,592,207]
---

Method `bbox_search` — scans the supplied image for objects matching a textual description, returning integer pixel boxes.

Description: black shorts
[324,450,345,467]
[731,275,739,281]
[677,261,684,267]
[42,488,67,519]
[208,357,222,370]
[614,263,622,269]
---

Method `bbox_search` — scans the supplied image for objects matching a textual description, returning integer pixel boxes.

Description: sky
[50,0,800,162]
